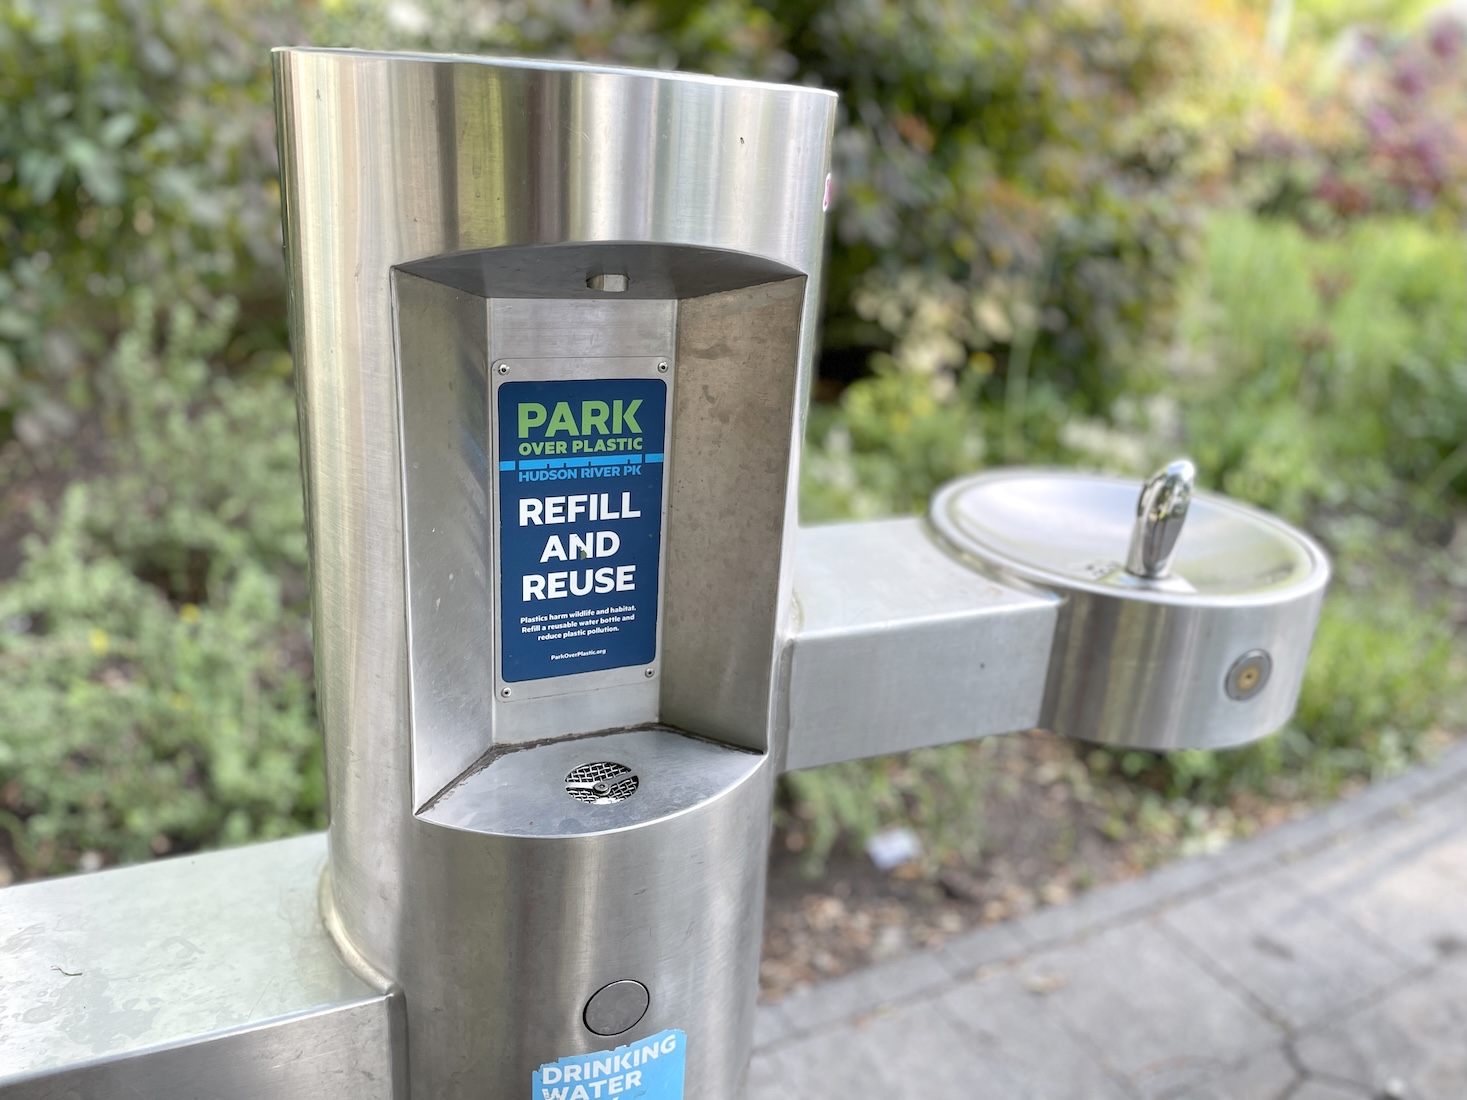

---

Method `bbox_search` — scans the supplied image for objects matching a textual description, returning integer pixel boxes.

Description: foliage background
[0,0,1462,879]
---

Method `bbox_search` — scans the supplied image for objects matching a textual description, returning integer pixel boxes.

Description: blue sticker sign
[498,377,667,683]
[532,1029,686,1100]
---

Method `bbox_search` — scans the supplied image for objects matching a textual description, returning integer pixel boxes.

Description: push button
[583,979,650,1036]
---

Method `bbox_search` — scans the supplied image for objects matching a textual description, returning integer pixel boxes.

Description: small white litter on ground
[865,827,922,871]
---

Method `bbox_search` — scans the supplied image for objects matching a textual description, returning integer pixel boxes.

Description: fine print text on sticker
[498,378,667,683]
[533,1028,687,1100]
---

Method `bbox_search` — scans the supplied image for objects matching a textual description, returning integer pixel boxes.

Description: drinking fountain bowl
[929,463,1330,751]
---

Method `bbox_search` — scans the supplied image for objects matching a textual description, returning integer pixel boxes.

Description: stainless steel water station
[0,49,1329,1100]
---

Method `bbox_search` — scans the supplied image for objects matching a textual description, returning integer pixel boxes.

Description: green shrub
[794,0,1266,413]
[1291,587,1464,778]
[801,362,986,521]
[0,295,318,875]
[0,0,293,439]
[1177,212,1467,519]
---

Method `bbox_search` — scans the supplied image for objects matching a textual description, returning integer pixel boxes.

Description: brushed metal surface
[1126,459,1196,580]
[274,45,832,910]
[0,835,403,1099]
[402,240,801,302]
[491,296,675,361]
[422,726,763,835]
[783,518,1059,771]
[661,278,808,752]
[402,730,771,1100]
[1039,589,1325,750]
[932,469,1323,599]
[395,271,495,806]
[583,980,651,1036]
[930,470,1330,750]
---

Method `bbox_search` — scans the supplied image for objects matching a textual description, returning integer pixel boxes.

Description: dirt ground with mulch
[757,728,1375,1002]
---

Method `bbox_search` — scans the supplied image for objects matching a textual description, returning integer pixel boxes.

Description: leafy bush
[1178,213,1467,520]
[1243,15,1466,230]
[0,296,319,874]
[801,363,986,521]
[0,0,292,441]
[794,0,1271,413]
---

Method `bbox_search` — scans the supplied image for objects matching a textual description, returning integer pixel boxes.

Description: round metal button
[1225,650,1273,701]
[583,979,650,1037]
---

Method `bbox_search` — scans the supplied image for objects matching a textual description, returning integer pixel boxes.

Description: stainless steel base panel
[323,726,774,1100]
[0,835,404,1099]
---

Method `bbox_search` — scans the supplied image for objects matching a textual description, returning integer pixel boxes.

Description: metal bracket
[0,835,404,1099]
[782,518,1057,771]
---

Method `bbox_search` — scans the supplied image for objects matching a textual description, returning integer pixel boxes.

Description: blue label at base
[532,1028,686,1100]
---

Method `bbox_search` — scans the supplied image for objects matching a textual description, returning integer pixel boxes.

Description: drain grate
[565,761,639,804]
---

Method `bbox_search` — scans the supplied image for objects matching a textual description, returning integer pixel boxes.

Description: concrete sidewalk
[750,742,1467,1100]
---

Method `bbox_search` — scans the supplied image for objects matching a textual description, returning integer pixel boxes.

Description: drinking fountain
[0,50,1329,1100]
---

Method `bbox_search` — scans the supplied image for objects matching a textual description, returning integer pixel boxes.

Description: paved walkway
[750,742,1467,1100]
